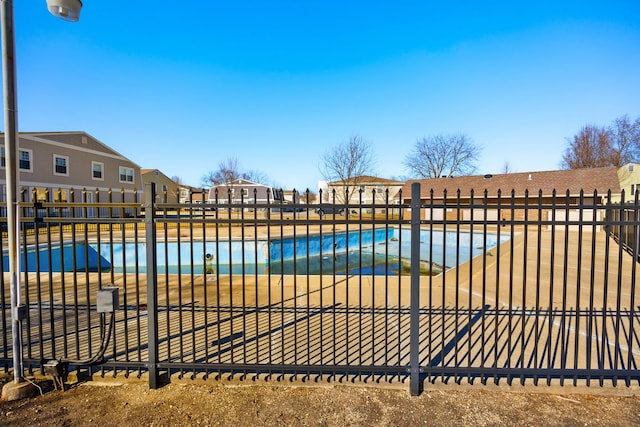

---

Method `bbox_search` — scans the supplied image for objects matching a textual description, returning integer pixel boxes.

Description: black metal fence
[1,183,639,395]
[609,192,640,258]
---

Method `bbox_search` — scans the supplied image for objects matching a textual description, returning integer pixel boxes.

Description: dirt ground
[2,375,640,426]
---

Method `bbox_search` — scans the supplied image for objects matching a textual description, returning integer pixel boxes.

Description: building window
[119,166,134,184]
[92,161,104,180]
[53,155,69,176]
[0,148,32,170]
[19,149,32,171]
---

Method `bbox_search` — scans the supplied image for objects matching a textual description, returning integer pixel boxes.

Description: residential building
[273,189,317,205]
[616,163,640,202]
[141,169,179,204]
[207,179,273,206]
[321,175,404,207]
[401,167,621,230]
[178,184,207,204]
[0,131,141,211]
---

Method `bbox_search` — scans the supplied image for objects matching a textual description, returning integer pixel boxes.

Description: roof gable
[15,131,141,168]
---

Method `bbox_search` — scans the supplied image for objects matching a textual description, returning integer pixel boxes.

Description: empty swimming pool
[7,227,509,275]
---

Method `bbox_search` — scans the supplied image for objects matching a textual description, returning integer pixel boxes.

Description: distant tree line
[201,133,483,200]
[197,114,639,193]
[201,157,269,188]
[320,133,480,181]
[561,115,640,169]
[316,133,481,204]
[403,134,480,179]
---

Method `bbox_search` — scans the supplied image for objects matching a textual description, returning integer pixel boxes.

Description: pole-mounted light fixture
[46,0,82,22]
[1,0,82,394]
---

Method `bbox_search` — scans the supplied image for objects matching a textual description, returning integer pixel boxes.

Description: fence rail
[1,184,639,395]
[609,196,640,258]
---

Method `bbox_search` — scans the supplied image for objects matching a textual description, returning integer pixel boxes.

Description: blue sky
[8,1,640,191]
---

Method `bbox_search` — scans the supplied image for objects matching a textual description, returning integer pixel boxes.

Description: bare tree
[561,116,640,169]
[561,125,617,169]
[610,115,640,166]
[501,162,514,174]
[171,176,183,185]
[201,157,242,187]
[201,158,270,186]
[201,158,271,202]
[403,134,480,179]
[320,135,374,204]
[244,169,270,186]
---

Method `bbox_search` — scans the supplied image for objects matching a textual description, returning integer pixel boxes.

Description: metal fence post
[145,183,160,388]
[409,182,422,395]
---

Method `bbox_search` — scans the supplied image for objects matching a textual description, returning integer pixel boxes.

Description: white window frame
[0,148,33,171]
[92,161,104,181]
[119,166,135,184]
[19,149,33,172]
[53,154,70,176]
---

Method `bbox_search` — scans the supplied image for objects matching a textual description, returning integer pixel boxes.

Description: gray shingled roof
[402,167,621,199]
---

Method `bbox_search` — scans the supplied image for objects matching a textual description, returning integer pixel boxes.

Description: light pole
[1,0,81,387]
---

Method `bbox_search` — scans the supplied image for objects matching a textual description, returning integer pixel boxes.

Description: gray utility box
[96,286,119,313]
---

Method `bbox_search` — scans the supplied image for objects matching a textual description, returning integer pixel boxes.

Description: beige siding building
[207,179,274,205]
[282,189,316,204]
[0,131,141,207]
[616,163,640,202]
[141,169,180,204]
[321,175,404,206]
[178,184,207,204]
